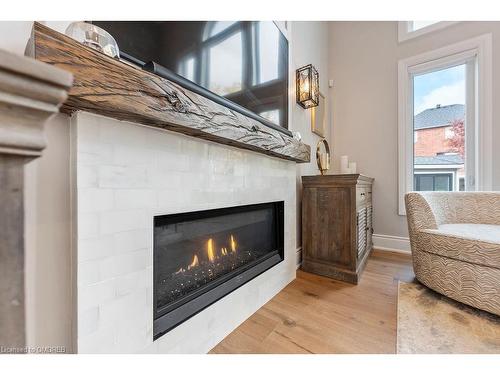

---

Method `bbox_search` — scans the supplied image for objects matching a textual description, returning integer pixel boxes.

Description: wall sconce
[296,64,319,109]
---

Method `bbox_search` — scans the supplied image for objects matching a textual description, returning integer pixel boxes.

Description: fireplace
[153,201,284,339]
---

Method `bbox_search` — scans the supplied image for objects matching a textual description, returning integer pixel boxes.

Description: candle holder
[316,138,331,175]
[65,22,120,59]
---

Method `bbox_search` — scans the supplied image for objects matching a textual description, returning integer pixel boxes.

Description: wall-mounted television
[92,21,290,133]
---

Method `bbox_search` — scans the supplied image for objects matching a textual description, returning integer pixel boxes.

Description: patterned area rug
[397,281,500,354]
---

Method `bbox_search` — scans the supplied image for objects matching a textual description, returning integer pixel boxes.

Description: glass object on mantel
[65,22,120,59]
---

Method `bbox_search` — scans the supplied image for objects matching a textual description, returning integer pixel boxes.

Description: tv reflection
[175,21,288,128]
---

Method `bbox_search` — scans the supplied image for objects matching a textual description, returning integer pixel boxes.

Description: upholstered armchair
[405,192,500,316]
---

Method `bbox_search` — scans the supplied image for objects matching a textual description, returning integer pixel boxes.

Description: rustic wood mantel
[29,22,311,163]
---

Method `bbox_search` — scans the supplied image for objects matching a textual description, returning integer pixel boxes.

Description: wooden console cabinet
[301,174,374,284]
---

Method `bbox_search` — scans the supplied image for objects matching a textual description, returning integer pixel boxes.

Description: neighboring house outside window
[413,103,465,191]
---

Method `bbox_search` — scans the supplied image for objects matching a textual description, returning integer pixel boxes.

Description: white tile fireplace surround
[73,112,297,353]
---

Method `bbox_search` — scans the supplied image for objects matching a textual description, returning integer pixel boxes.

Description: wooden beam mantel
[29,22,311,163]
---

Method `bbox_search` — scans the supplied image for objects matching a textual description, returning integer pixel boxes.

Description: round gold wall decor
[316,138,331,175]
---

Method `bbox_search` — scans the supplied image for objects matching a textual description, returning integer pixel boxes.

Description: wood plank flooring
[210,250,414,354]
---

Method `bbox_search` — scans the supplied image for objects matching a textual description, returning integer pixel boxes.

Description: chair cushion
[419,224,500,269]
[437,223,500,244]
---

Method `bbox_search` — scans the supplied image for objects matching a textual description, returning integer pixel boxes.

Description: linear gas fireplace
[153,201,284,339]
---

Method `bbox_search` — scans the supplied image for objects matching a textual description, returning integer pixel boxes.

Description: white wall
[290,21,331,253]
[0,21,72,55]
[24,114,74,351]
[0,22,33,55]
[329,21,500,240]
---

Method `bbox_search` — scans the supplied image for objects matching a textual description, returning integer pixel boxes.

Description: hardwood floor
[210,250,414,354]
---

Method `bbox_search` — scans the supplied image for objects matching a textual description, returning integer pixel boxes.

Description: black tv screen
[92,21,289,130]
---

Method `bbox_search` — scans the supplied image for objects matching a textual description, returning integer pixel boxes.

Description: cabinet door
[356,207,367,258]
[303,186,351,266]
[366,205,373,253]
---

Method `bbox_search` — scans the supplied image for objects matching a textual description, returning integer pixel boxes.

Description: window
[414,173,453,191]
[410,21,440,31]
[398,21,458,42]
[413,64,466,195]
[398,34,493,215]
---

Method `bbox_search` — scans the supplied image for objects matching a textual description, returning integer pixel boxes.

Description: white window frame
[398,21,458,43]
[398,34,492,215]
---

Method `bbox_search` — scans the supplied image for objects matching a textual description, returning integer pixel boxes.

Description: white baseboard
[372,234,411,254]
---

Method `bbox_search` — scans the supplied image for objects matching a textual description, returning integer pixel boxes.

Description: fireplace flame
[230,235,237,253]
[207,238,215,262]
[176,235,238,275]
[187,255,199,270]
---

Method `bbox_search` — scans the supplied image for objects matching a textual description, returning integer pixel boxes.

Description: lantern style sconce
[296,64,319,109]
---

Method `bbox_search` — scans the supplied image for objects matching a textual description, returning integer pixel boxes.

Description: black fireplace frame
[153,201,285,340]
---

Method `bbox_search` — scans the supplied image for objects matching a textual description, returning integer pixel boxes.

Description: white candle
[348,162,357,174]
[340,155,349,174]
